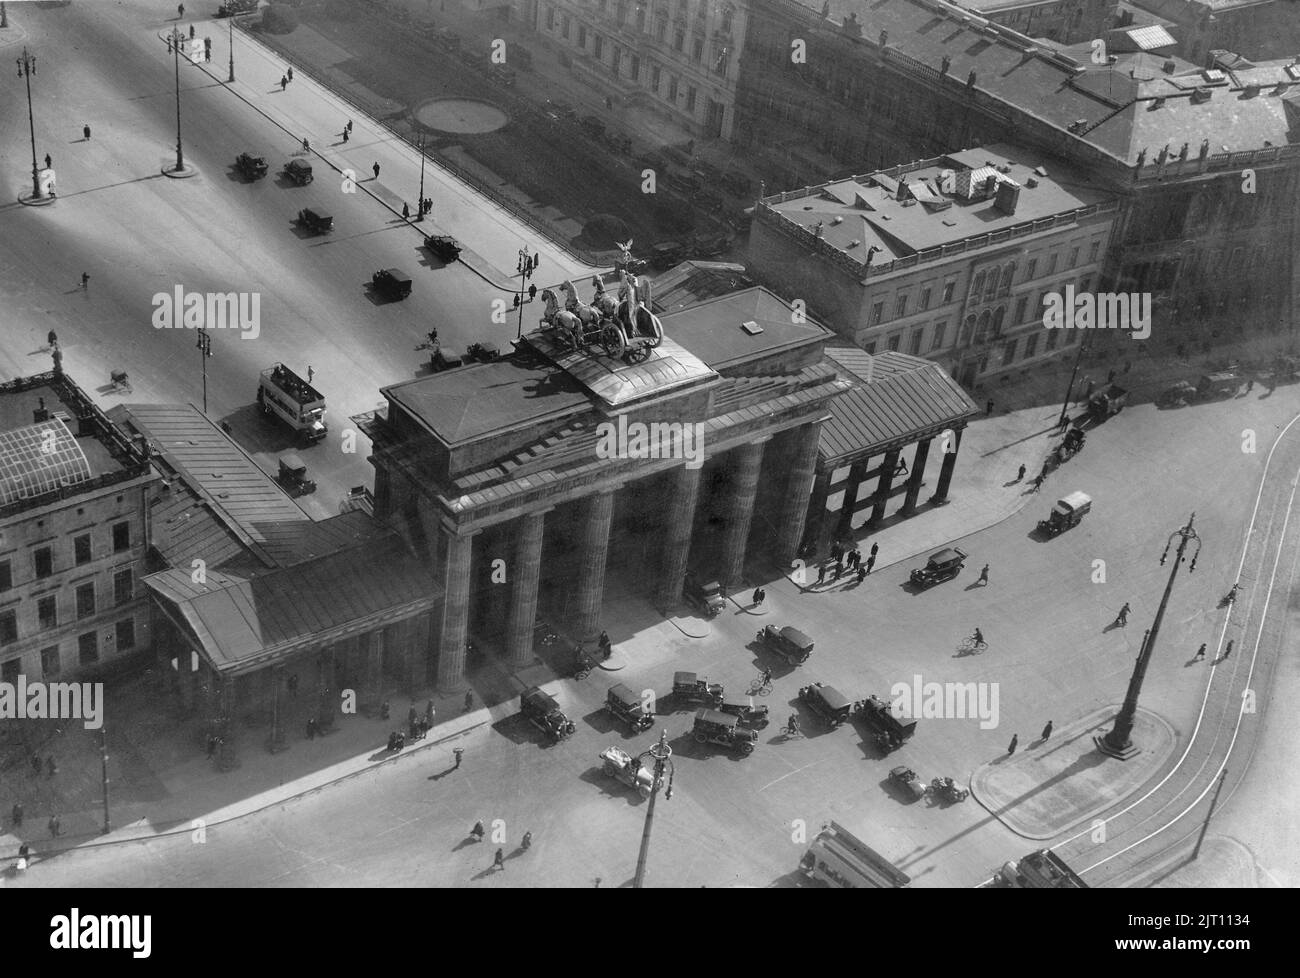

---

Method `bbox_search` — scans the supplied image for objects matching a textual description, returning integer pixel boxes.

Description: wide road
[0,0,591,515]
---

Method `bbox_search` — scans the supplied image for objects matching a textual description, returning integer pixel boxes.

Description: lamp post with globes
[632,729,675,888]
[227,14,235,83]
[16,48,42,201]
[514,246,539,339]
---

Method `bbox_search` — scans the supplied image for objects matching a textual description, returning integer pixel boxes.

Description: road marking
[759,761,825,792]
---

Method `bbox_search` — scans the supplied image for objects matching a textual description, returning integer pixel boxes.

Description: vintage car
[276,454,316,497]
[424,234,462,262]
[692,709,757,756]
[1157,380,1198,407]
[519,686,576,743]
[1038,491,1091,537]
[889,765,928,800]
[296,207,333,235]
[284,158,313,185]
[755,624,814,665]
[717,697,770,730]
[605,683,653,732]
[371,268,413,301]
[672,671,724,709]
[431,346,463,372]
[797,683,856,728]
[599,746,654,796]
[216,0,259,16]
[909,547,967,588]
[1087,383,1127,421]
[235,152,268,180]
[1196,372,1243,399]
[857,695,917,753]
[683,574,725,618]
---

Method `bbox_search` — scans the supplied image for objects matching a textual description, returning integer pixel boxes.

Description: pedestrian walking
[424,197,432,215]
[306,718,317,740]
[1016,464,1026,482]
[206,734,217,758]
[48,815,61,838]
[189,24,195,39]
[752,587,765,607]
[302,137,310,152]
[83,124,91,140]
[44,153,51,169]
[834,561,844,581]
[464,691,473,713]
[372,162,381,180]
[426,699,435,723]
[471,820,485,841]
[1082,377,1094,402]
[178,3,185,18]
[1007,734,1018,755]
[985,398,994,416]
[870,542,879,560]
[865,554,875,574]
[1246,378,1254,393]
[1040,720,1053,741]
[848,550,860,570]
[80,272,90,289]
[342,129,349,143]
[402,202,410,220]
[856,565,867,583]
[409,718,419,740]
[493,848,506,870]
[453,747,464,769]
[307,365,314,384]
[46,757,57,778]
[11,802,23,828]
[1116,602,1131,627]
[1222,640,1234,661]
[816,563,826,585]
[1107,368,1116,384]
[521,831,532,850]
[346,120,353,134]
[287,66,294,82]
[1194,642,1206,661]
[598,630,612,659]
[1032,473,1044,492]
[47,330,57,350]
[280,75,287,91]
[977,563,989,586]
[16,843,29,872]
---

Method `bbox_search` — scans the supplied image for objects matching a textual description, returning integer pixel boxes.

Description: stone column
[505,509,547,667]
[835,458,869,538]
[803,466,833,557]
[437,527,477,690]
[573,490,617,639]
[718,440,766,588]
[930,428,962,504]
[409,613,431,688]
[868,449,901,524]
[900,437,932,515]
[365,629,384,710]
[773,422,823,565]
[655,464,704,609]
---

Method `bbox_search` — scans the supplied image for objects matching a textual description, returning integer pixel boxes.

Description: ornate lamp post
[16,47,42,201]
[1097,513,1200,759]
[415,134,426,222]
[227,14,235,83]
[99,727,111,835]
[514,245,539,339]
[1055,333,1090,429]
[632,729,675,888]
[196,326,212,413]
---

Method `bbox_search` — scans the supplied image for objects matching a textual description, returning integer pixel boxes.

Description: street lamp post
[1097,512,1200,759]
[1055,334,1089,429]
[515,246,539,340]
[415,135,426,222]
[100,727,111,835]
[632,729,675,888]
[227,15,235,83]
[16,47,41,201]
[2,4,8,30]
[196,327,212,413]
[171,28,185,172]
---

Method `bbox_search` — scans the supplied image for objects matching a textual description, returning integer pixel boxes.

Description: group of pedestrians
[468,821,533,872]
[814,541,879,586]
[1005,720,1054,755]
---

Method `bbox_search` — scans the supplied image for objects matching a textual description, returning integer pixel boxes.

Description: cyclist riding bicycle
[973,627,984,646]
[761,668,772,687]
[786,714,800,735]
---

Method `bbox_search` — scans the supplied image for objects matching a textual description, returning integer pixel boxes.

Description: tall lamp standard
[227,14,235,83]
[99,727,111,834]
[1097,513,1200,759]
[514,246,539,339]
[415,134,426,222]
[16,47,42,201]
[632,729,675,888]
[196,326,212,414]
[1055,333,1090,429]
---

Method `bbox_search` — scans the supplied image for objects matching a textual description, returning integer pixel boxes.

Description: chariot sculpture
[539,240,664,364]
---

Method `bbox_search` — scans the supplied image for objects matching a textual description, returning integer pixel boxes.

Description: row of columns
[433,420,827,689]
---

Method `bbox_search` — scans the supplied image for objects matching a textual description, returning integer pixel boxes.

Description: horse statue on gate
[540,288,583,350]
[591,275,618,320]
[560,280,601,330]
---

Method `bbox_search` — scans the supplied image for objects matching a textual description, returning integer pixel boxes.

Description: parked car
[755,624,814,666]
[1157,380,1197,407]
[691,709,757,756]
[424,234,462,262]
[235,152,268,180]
[599,746,654,795]
[520,686,575,743]
[283,159,313,185]
[296,207,333,235]
[605,683,653,732]
[671,671,724,709]
[857,695,917,753]
[371,268,413,301]
[1196,372,1243,399]
[1038,491,1091,538]
[276,454,316,497]
[797,683,856,728]
[909,547,967,588]
[683,574,725,618]
[1087,383,1127,421]
[717,697,770,730]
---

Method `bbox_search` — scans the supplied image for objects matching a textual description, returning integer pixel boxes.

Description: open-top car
[692,709,757,756]
[605,683,653,732]
[909,547,967,588]
[857,695,917,753]
[284,158,313,185]
[755,624,814,665]
[672,671,724,709]
[296,207,333,235]
[797,683,856,728]
[717,697,770,730]
[425,234,462,262]
[889,765,927,800]
[235,152,268,180]
[520,686,575,743]
[599,746,654,796]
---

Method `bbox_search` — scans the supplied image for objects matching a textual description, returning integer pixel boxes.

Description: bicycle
[783,717,803,739]
[747,673,773,697]
[957,633,988,655]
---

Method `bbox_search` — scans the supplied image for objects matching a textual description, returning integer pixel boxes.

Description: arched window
[1000,263,1015,296]
[984,272,998,302]
[972,271,985,299]
[975,309,992,345]
[961,314,976,345]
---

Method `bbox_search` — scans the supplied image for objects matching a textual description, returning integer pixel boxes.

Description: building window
[871,300,885,325]
[76,582,96,619]
[545,6,555,30]
[674,25,685,51]
[1046,253,1058,276]
[686,86,697,112]
[113,522,131,553]
[650,64,661,91]
[992,306,1006,337]
[919,286,932,311]
[656,14,667,41]
[722,6,734,33]
[972,271,985,299]
[114,569,133,607]
[38,596,57,630]
[1002,338,1018,365]
[0,560,10,592]
[942,278,956,303]
[984,273,998,302]
[563,14,571,39]
[887,332,902,352]
[1068,247,1080,268]
[578,25,587,47]
[34,547,53,579]
[117,618,136,653]
[78,631,98,665]
[593,34,604,59]
[1015,295,1029,324]
[909,328,924,355]
[896,294,909,318]
[1,657,18,683]
[1089,239,1101,262]
[692,35,703,63]
[630,54,640,80]
[931,321,947,350]
[960,314,976,345]
[0,610,16,646]
[1024,333,1039,359]
[616,1,627,26]
[74,534,92,566]
[668,76,679,101]
[612,45,622,74]
[41,646,60,679]
[1026,258,1037,281]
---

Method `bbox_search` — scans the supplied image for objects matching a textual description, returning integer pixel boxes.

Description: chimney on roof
[34,397,50,424]
[879,30,888,47]
[941,54,951,76]
[896,175,909,201]
[967,70,977,89]
[994,180,1021,215]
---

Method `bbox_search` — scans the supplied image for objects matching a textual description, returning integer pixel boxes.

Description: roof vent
[831,216,843,224]
[1201,68,1225,83]
[1287,64,1300,81]
[1163,60,1177,74]
[1026,177,1039,188]
[1191,88,1212,103]
[1034,166,1048,176]
[847,239,860,248]
[740,320,763,335]
[1244,84,1261,98]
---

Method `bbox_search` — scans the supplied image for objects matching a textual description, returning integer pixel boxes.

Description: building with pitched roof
[0,371,156,685]
[969,0,1111,45]
[1115,0,1300,65]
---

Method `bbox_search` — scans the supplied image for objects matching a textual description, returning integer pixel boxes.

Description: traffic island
[969,706,1177,840]
[161,162,201,179]
[17,191,58,207]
